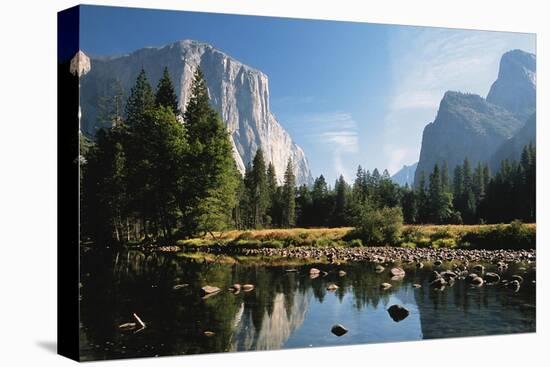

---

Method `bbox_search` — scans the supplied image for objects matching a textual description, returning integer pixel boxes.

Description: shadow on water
[79,248,536,361]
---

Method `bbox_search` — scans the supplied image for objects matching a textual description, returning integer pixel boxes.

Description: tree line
[81,68,536,245]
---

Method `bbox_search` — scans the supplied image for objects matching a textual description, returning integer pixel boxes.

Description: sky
[79,5,535,183]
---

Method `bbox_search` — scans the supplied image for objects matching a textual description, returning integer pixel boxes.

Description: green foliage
[400,242,417,249]
[281,159,296,227]
[125,69,155,126]
[461,220,535,249]
[353,206,403,245]
[349,239,363,247]
[432,238,457,249]
[155,67,179,114]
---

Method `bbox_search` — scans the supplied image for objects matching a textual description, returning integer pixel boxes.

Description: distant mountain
[80,40,313,185]
[414,91,523,186]
[490,113,536,172]
[391,162,418,187]
[414,49,535,186]
[487,49,536,122]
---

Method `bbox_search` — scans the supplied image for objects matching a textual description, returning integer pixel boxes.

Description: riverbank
[166,222,535,252]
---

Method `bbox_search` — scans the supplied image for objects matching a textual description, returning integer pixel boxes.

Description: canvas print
[58,4,536,361]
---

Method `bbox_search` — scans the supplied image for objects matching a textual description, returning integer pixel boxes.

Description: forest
[81,69,536,245]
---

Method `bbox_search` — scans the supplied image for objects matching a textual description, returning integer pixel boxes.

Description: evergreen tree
[155,66,179,114]
[333,175,349,226]
[441,160,450,193]
[182,69,239,235]
[281,159,296,227]
[266,162,279,226]
[247,148,269,228]
[401,185,417,224]
[125,69,155,126]
[416,171,428,223]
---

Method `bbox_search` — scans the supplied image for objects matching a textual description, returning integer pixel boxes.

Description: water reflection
[79,249,535,361]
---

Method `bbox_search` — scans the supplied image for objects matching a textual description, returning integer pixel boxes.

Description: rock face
[80,40,312,185]
[391,162,417,187]
[487,49,536,122]
[414,49,536,187]
[414,91,522,187]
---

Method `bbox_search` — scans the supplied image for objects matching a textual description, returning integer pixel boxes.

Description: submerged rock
[412,283,422,288]
[390,267,406,277]
[375,265,385,273]
[331,324,348,336]
[380,282,392,290]
[387,304,410,322]
[430,277,447,289]
[242,284,255,292]
[201,285,221,296]
[309,268,321,275]
[203,331,215,337]
[511,275,524,284]
[338,270,347,277]
[484,272,500,284]
[326,283,339,291]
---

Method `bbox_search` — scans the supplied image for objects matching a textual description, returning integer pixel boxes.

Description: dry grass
[204,227,354,241]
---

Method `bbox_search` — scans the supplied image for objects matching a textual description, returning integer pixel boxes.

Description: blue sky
[79,5,535,183]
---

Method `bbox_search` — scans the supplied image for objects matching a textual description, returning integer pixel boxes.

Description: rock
[338,270,347,277]
[201,285,221,296]
[484,272,500,284]
[440,270,457,281]
[472,264,485,274]
[510,275,524,284]
[173,283,189,290]
[229,284,241,292]
[429,271,441,282]
[326,284,339,291]
[331,324,348,336]
[430,277,447,288]
[416,262,424,269]
[508,280,521,292]
[387,305,410,322]
[390,267,406,277]
[309,268,321,275]
[242,284,255,292]
[285,269,298,272]
[203,331,215,337]
[380,283,392,290]
[433,260,443,266]
[471,276,484,286]
[466,273,480,284]
[412,283,422,288]
[375,265,385,273]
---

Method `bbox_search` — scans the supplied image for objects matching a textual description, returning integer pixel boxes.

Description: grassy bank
[174,222,535,250]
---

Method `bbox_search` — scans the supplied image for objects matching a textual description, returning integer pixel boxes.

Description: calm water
[79,249,536,361]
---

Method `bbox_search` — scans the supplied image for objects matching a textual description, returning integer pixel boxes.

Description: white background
[0,0,548,365]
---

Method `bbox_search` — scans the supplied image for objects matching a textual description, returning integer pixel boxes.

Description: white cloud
[288,112,359,181]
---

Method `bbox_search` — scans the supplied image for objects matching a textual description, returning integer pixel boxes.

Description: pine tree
[182,69,239,235]
[281,159,296,227]
[266,162,279,226]
[155,66,179,114]
[248,148,269,228]
[125,69,155,126]
[416,171,428,223]
[441,160,450,193]
[333,175,349,226]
